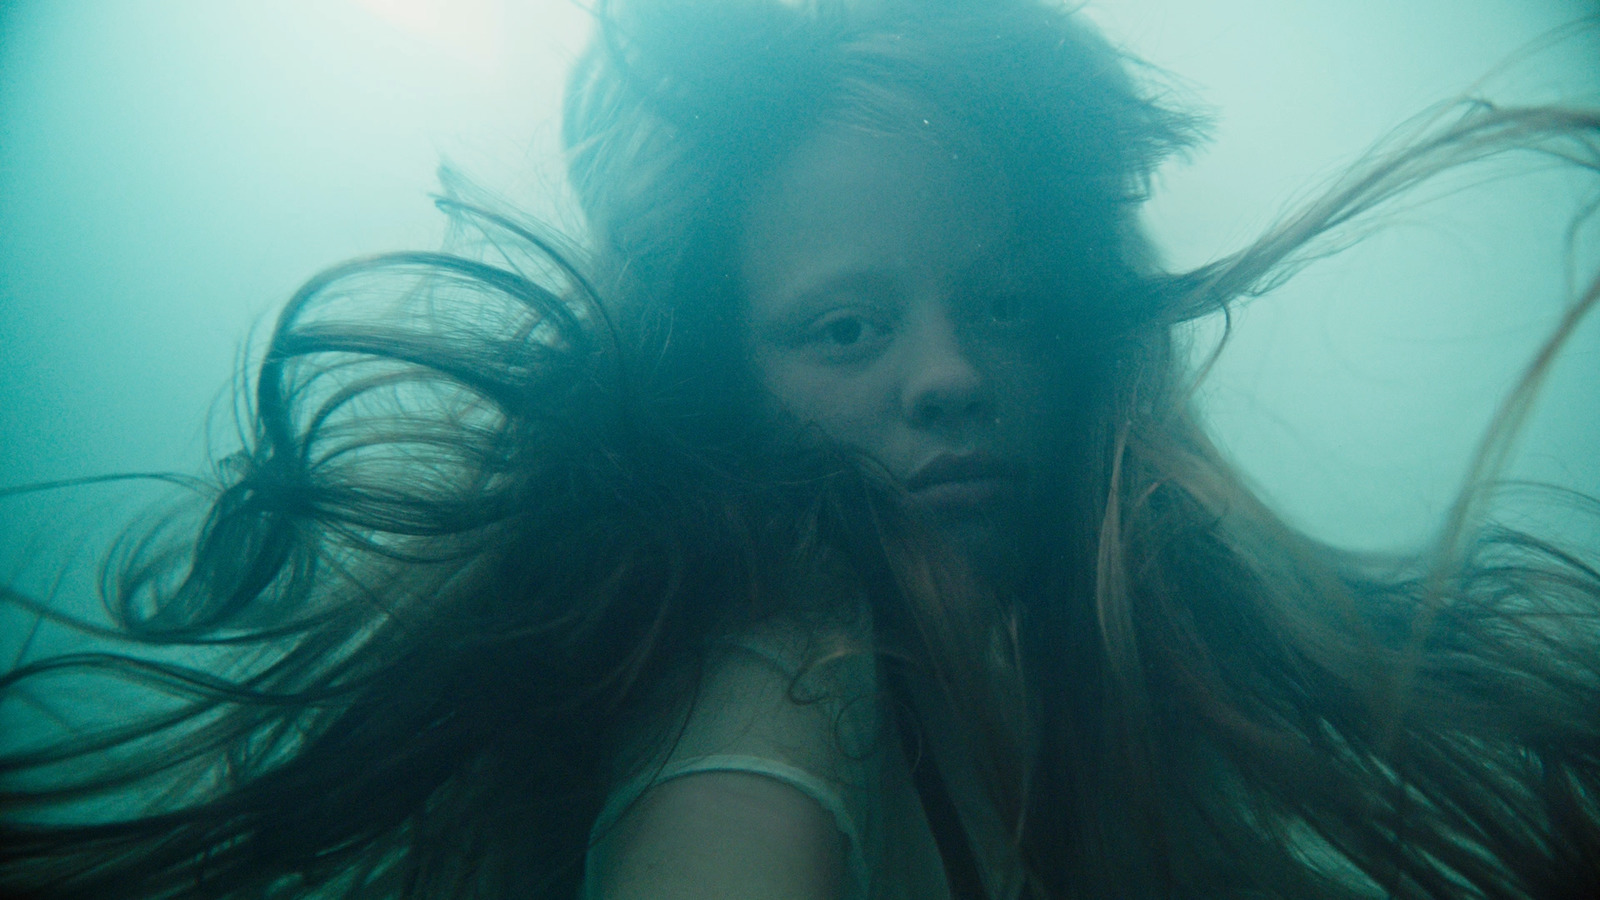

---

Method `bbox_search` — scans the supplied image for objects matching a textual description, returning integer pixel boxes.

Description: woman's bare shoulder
[589,769,848,900]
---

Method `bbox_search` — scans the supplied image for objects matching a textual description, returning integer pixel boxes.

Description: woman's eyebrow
[952,247,1041,291]
[783,270,897,308]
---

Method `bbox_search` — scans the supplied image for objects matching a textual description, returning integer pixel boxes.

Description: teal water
[0,2,1597,883]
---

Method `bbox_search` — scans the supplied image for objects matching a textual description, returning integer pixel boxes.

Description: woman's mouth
[904,454,1023,515]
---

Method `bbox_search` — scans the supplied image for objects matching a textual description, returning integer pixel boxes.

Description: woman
[3,0,1598,897]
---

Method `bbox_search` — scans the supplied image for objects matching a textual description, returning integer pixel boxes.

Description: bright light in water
[350,0,509,74]
[0,0,1595,562]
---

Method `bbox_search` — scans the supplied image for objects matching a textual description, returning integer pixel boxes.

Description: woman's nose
[901,308,992,429]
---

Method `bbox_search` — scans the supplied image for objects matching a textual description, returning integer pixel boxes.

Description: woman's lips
[911,477,1015,512]
[904,454,1023,514]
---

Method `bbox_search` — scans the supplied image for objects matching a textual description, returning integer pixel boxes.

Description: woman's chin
[929,511,1028,592]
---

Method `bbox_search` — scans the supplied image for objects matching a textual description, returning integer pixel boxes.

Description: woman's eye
[803,310,887,360]
[824,316,865,345]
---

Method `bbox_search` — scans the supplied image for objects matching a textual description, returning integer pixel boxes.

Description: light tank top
[582,612,1025,900]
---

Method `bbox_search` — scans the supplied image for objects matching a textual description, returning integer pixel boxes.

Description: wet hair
[562,0,1197,445]
[3,1,1599,898]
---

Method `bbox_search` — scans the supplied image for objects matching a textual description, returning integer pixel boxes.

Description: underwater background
[1,0,1597,610]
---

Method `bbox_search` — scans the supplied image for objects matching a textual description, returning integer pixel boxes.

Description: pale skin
[591,124,1059,899]
[591,772,846,900]
[742,126,1060,579]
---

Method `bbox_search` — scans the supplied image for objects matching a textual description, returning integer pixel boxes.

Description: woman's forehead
[737,125,1030,302]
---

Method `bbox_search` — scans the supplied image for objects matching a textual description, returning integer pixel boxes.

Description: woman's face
[739,125,1064,576]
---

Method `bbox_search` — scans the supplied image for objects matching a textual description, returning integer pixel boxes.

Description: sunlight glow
[350,0,509,73]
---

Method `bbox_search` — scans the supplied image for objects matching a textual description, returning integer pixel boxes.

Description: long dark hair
[4,1,1599,897]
